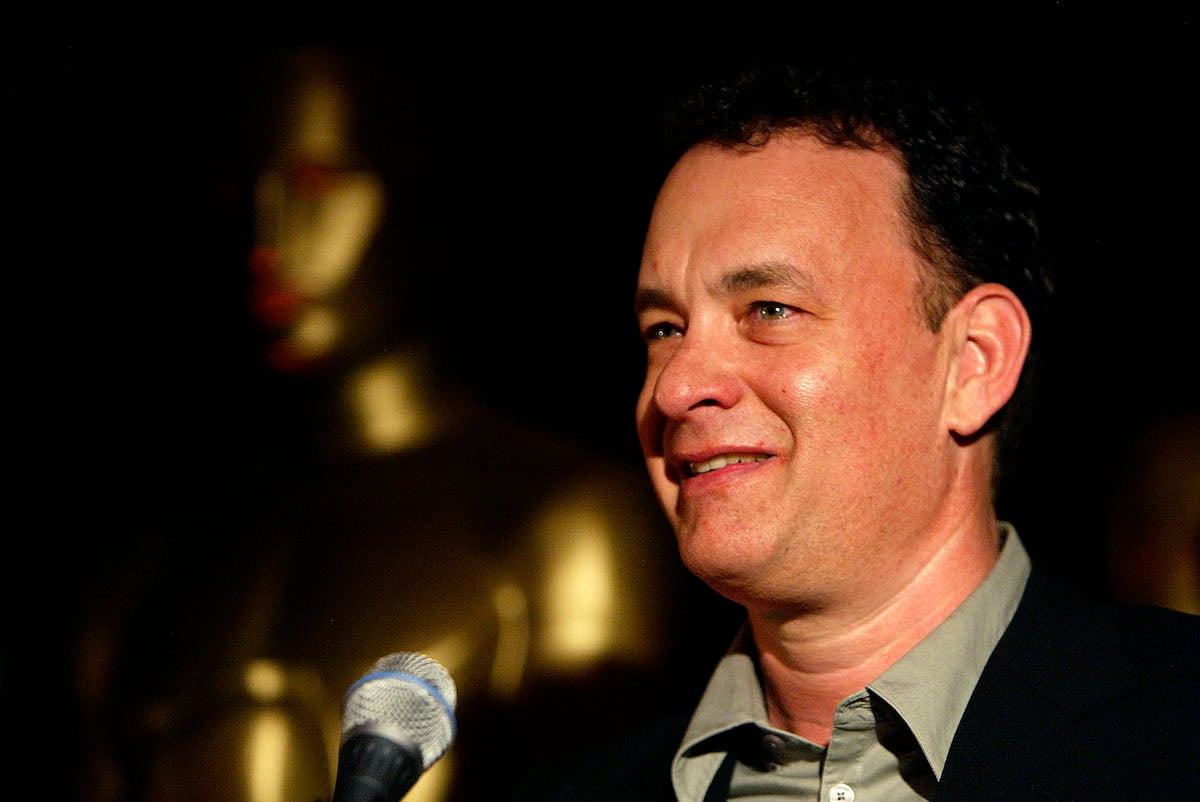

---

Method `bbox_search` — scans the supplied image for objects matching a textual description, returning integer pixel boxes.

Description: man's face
[634,135,960,613]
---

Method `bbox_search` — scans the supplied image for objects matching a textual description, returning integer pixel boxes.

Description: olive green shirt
[672,524,1031,801]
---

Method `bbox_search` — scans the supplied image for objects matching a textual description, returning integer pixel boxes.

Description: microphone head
[340,652,458,771]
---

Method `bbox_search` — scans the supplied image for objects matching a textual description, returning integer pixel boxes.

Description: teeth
[689,453,768,475]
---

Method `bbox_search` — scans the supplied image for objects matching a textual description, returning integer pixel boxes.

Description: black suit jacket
[514,565,1200,801]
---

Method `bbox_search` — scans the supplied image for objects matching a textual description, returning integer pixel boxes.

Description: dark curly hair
[657,62,1055,491]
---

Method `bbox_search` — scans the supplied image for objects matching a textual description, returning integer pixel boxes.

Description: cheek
[771,349,893,450]
[831,334,943,451]
[767,362,835,426]
[641,456,680,530]
[635,381,661,457]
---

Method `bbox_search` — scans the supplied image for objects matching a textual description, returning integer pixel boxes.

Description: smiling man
[515,62,1200,801]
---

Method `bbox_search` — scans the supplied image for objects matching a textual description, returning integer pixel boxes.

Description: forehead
[654,132,907,240]
[640,134,914,291]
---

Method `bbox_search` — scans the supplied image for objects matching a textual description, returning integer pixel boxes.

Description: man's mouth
[687,453,770,476]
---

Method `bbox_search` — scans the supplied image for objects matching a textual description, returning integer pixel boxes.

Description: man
[516,62,1200,800]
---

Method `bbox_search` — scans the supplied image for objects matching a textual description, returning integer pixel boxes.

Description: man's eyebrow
[718,262,815,295]
[634,262,817,317]
[633,286,675,317]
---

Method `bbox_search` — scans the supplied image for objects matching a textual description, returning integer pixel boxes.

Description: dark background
[7,10,1198,796]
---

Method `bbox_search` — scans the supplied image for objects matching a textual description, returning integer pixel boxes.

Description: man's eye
[753,302,792,321]
[644,322,682,340]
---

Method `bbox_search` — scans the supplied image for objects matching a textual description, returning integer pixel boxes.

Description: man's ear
[943,283,1032,438]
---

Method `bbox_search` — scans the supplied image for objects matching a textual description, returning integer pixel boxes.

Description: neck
[748,513,1000,745]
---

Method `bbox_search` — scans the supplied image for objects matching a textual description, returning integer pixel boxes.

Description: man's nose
[650,332,742,419]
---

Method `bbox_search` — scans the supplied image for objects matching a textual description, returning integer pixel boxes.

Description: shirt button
[760,732,788,766]
[829,782,855,802]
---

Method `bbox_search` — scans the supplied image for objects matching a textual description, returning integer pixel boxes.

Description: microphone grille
[340,652,458,770]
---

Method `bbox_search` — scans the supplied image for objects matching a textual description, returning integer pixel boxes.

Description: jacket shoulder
[940,565,1200,799]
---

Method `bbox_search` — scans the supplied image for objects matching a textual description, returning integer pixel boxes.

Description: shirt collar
[671,627,763,801]
[672,524,1031,797]
[868,522,1030,777]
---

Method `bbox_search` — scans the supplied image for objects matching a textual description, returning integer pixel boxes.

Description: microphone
[331,652,458,802]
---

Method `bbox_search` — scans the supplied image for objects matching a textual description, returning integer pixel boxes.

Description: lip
[672,448,775,479]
